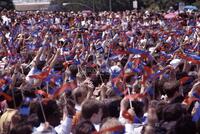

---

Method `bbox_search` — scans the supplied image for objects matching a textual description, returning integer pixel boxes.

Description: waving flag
[192,89,200,99]
[143,66,153,76]
[128,48,147,55]
[44,73,62,87]
[125,93,146,101]
[146,86,154,96]
[111,78,124,96]
[178,53,200,64]
[53,80,77,98]
[112,50,129,55]
[128,48,153,60]
[35,90,49,98]
[148,67,169,80]
[29,67,51,80]
[122,110,134,122]
[183,97,200,106]
[185,53,200,61]
[192,102,200,122]
[0,79,6,88]
[0,92,12,102]
[179,76,191,85]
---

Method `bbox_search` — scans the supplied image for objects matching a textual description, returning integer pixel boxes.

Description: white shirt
[33,117,73,134]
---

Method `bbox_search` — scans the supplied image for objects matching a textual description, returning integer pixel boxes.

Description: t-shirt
[0,108,18,134]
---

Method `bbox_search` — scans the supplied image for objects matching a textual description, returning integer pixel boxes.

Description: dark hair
[131,101,145,118]
[90,75,101,87]
[169,95,184,104]
[173,115,196,134]
[74,120,96,134]
[27,113,40,128]
[54,61,65,72]
[120,56,128,67]
[69,64,78,77]
[87,55,94,63]
[176,62,184,72]
[37,100,61,127]
[81,99,102,120]
[102,98,121,119]
[176,71,188,81]
[85,66,95,77]
[10,123,32,134]
[163,81,179,98]
[98,72,110,84]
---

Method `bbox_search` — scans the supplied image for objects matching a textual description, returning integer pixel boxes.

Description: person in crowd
[0,9,199,134]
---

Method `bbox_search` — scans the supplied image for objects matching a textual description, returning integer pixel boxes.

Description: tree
[0,0,15,10]
[49,0,199,11]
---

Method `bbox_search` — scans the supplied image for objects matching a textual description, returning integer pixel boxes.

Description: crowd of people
[0,9,199,134]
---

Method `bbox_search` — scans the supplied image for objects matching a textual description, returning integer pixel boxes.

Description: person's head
[10,123,32,134]
[74,120,96,134]
[90,75,101,87]
[69,64,78,77]
[53,61,65,72]
[37,99,61,127]
[81,99,103,124]
[102,98,121,119]
[100,118,124,134]
[163,81,179,99]
[26,113,40,128]
[131,101,145,118]
[85,66,96,77]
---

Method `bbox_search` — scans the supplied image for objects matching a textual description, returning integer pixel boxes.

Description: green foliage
[192,1,200,8]
[0,0,14,10]
[50,0,198,11]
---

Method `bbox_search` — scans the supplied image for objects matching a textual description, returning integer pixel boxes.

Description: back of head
[102,98,121,119]
[100,118,124,134]
[69,64,78,77]
[107,98,121,118]
[74,120,96,134]
[37,99,60,127]
[53,61,65,72]
[10,123,32,134]
[163,81,179,98]
[131,101,145,118]
[81,99,102,120]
